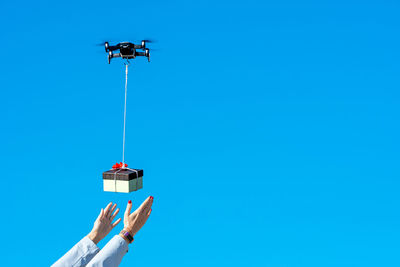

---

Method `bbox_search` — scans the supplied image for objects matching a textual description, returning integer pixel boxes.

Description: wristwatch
[120,230,134,243]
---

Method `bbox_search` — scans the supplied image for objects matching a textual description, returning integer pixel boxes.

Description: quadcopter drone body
[105,41,151,64]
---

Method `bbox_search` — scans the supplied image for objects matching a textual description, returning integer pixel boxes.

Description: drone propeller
[95,41,111,52]
[142,39,157,43]
[95,41,111,46]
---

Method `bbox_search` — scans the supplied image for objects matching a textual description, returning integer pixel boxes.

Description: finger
[109,203,117,218]
[141,196,153,216]
[112,217,122,228]
[142,203,152,217]
[147,208,152,216]
[111,208,120,221]
[138,196,153,213]
[104,202,113,216]
[125,200,132,218]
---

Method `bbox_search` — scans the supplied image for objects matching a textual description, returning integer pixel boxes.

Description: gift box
[103,167,143,193]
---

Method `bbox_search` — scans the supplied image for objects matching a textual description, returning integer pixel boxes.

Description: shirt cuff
[82,236,100,252]
[114,235,129,253]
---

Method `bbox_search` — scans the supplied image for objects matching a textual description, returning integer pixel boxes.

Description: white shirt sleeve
[52,236,100,267]
[86,235,129,267]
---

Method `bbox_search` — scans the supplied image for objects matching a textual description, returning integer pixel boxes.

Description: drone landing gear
[108,52,122,64]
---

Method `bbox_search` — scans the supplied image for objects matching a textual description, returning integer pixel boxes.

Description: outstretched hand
[123,196,153,238]
[88,202,121,244]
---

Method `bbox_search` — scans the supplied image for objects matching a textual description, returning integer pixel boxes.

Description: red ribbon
[112,162,128,169]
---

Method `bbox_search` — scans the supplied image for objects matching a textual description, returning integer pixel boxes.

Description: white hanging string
[122,63,129,167]
[109,60,142,192]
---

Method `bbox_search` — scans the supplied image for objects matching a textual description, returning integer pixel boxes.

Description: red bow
[112,162,128,169]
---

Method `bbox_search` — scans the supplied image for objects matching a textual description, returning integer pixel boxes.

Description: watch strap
[120,230,134,243]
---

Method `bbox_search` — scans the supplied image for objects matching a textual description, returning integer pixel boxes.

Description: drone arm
[108,45,120,51]
[107,52,121,64]
[135,51,150,62]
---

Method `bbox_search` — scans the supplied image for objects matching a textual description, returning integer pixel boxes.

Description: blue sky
[1,0,400,266]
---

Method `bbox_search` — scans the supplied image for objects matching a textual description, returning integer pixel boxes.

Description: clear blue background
[1,0,399,266]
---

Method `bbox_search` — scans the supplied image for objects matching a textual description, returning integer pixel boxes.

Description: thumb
[124,200,132,218]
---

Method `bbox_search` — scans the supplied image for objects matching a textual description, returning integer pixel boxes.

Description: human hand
[88,202,121,244]
[122,196,153,239]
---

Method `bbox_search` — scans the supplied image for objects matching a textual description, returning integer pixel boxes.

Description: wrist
[123,227,134,236]
[120,229,134,244]
[87,231,101,245]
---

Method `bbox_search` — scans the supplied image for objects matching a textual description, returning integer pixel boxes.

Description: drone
[104,41,151,64]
